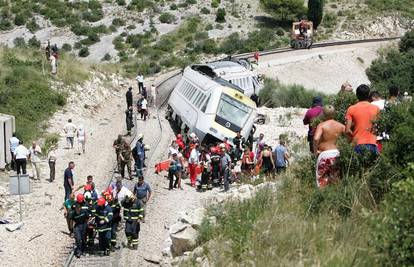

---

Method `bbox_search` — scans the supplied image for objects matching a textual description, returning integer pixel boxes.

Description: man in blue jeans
[64,161,75,200]
[274,139,289,173]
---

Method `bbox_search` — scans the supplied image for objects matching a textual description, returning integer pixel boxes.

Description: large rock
[178,208,204,230]
[170,225,198,256]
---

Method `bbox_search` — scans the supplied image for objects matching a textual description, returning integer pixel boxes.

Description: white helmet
[137,133,144,140]
[84,191,92,200]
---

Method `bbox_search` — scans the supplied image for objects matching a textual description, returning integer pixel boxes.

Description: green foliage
[61,43,72,52]
[259,78,326,108]
[28,36,40,48]
[373,177,414,265]
[78,47,89,57]
[329,91,357,123]
[215,8,226,23]
[260,0,306,22]
[127,0,154,12]
[14,13,27,26]
[169,3,177,10]
[116,0,126,6]
[200,7,210,14]
[102,53,111,61]
[112,18,125,27]
[159,12,176,24]
[42,133,60,154]
[366,48,414,95]
[0,18,12,30]
[26,18,39,33]
[399,29,414,53]
[307,0,324,29]
[0,48,65,142]
[321,11,337,29]
[211,0,220,8]
[365,0,414,19]
[13,37,26,48]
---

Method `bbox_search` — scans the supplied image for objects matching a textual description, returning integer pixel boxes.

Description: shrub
[116,0,126,6]
[159,12,176,24]
[211,0,220,8]
[170,3,177,10]
[61,43,72,52]
[102,53,111,61]
[73,42,82,49]
[259,78,327,108]
[201,7,211,14]
[373,178,414,265]
[0,18,12,30]
[186,0,197,4]
[28,36,41,48]
[322,12,337,28]
[260,0,306,22]
[14,13,27,26]
[80,32,100,46]
[78,47,89,57]
[113,36,125,50]
[112,18,125,27]
[13,37,26,48]
[205,23,213,31]
[399,29,414,53]
[26,18,39,33]
[215,8,226,23]
[42,133,60,154]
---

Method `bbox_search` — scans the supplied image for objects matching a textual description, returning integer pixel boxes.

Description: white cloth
[136,75,144,83]
[64,122,77,138]
[9,137,20,153]
[141,98,148,109]
[14,145,29,159]
[315,149,340,188]
[113,186,133,203]
[77,127,86,142]
[169,147,178,156]
[189,148,200,164]
[372,99,385,110]
[48,149,57,162]
[29,145,42,163]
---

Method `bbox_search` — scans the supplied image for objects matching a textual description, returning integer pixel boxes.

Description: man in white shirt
[64,119,77,149]
[135,73,144,94]
[140,96,148,121]
[29,141,42,180]
[14,140,29,175]
[9,133,19,170]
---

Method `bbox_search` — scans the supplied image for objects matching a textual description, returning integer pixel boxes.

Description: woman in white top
[77,125,86,154]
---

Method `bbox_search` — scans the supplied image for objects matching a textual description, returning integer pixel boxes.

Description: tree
[399,29,414,53]
[307,0,324,29]
[260,0,306,22]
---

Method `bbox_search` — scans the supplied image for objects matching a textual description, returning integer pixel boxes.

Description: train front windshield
[216,93,252,131]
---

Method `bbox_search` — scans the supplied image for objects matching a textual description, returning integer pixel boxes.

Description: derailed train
[166,64,258,145]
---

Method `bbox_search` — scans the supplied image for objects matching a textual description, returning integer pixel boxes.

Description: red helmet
[76,194,85,203]
[97,197,106,207]
[84,184,92,192]
[177,134,182,139]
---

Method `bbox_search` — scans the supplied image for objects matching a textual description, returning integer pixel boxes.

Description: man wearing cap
[303,96,324,152]
[95,197,113,256]
[71,194,89,258]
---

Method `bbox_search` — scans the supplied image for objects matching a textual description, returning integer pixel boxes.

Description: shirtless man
[313,105,345,188]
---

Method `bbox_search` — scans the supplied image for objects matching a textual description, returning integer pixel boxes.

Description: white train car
[193,60,262,97]
[167,65,257,144]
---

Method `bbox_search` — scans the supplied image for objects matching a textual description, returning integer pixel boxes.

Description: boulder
[170,225,198,256]
[179,208,205,230]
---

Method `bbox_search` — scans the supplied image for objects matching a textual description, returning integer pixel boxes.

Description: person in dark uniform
[122,195,144,249]
[71,194,89,258]
[109,192,122,250]
[126,87,133,109]
[95,197,113,256]
[125,106,134,136]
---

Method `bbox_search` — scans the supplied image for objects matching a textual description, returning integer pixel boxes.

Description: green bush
[13,37,26,48]
[61,43,72,52]
[307,0,324,29]
[365,0,414,19]
[0,18,12,30]
[28,36,40,48]
[186,0,197,4]
[113,36,125,50]
[80,32,100,46]
[170,3,177,10]
[102,53,112,61]
[260,0,306,22]
[14,13,27,26]
[373,177,414,265]
[201,7,210,14]
[159,12,176,24]
[211,0,220,8]
[399,29,414,53]
[78,47,89,57]
[116,0,126,6]
[26,18,39,33]
[215,8,226,23]
[322,11,337,28]
[42,133,60,154]
[259,78,327,108]
[112,18,125,27]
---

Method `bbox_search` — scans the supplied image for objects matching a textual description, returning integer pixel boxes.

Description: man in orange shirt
[345,84,380,155]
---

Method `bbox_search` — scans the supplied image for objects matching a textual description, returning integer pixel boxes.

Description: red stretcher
[154,160,171,174]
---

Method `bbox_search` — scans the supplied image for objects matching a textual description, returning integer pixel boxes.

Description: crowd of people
[308,83,412,188]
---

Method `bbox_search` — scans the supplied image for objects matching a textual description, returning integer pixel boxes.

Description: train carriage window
[201,94,211,113]
[192,91,201,104]
[196,94,206,108]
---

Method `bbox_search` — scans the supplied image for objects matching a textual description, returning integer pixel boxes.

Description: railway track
[63,72,181,267]
[62,36,398,266]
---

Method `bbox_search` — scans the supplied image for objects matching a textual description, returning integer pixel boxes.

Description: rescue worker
[113,135,125,172]
[176,134,186,151]
[119,142,133,180]
[121,195,144,249]
[125,106,134,136]
[133,176,152,220]
[95,197,113,256]
[63,192,76,236]
[188,143,200,187]
[83,191,96,247]
[71,194,89,258]
[133,134,145,176]
[109,191,122,250]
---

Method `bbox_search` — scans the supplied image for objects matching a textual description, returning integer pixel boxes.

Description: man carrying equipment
[71,194,89,258]
[95,197,113,256]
